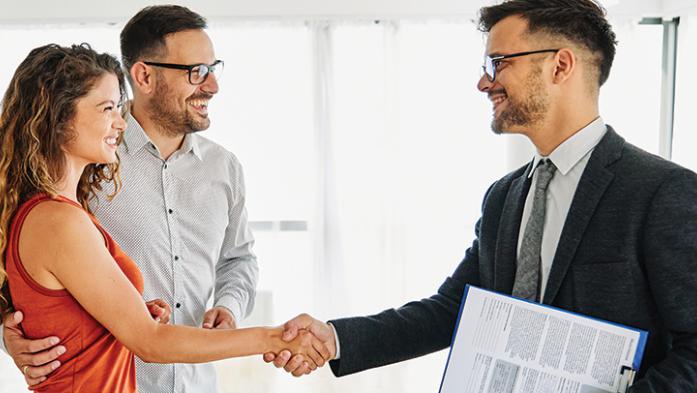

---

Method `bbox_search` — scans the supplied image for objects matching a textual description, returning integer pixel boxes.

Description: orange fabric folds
[6,194,144,392]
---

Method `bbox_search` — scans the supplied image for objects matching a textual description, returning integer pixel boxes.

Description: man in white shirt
[2,6,259,393]
[265,1,697,391]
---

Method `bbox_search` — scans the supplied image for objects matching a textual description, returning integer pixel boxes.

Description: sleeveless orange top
[6,194,144,392]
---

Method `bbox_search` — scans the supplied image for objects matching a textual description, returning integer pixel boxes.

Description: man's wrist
[214,298,242,322]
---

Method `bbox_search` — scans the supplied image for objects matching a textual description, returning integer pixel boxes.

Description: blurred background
[1,0,696,391]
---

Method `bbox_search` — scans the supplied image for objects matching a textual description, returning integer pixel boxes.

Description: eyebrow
[96,100,116,107]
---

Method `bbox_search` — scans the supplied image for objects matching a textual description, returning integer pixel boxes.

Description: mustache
[487,89,507,99]
[187,93,214,101]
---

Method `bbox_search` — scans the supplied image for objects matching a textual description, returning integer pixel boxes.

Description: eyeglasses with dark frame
[482,49,559,82]
[143,60,225,85]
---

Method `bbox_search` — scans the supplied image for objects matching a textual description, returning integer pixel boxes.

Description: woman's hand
[145,299,171,324]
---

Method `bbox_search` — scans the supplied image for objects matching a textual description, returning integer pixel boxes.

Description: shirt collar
[180,133,203,161]
[122,112,151,155]
[528,116,607,178]
[122,112,203,161]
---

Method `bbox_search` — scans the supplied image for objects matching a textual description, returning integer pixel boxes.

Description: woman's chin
[92,155,118,166]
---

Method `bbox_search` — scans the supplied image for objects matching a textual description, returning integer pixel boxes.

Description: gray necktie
[512,159,557,301]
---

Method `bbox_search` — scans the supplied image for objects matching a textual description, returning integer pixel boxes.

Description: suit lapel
[493,162,532,293]
[542,127,624,304]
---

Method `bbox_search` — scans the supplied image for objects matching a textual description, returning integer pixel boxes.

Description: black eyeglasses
[482,49,559,82]
[143,60,224,85]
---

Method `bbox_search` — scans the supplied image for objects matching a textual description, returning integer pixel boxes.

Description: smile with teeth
[105,136,118,147]
[189,99,209,109]
[490,94,507,110]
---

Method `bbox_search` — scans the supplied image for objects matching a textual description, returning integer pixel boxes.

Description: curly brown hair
[0,43,126,316]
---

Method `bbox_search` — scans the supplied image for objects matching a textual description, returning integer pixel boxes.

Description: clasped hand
[265,313,338,377]
[271,327,332,374]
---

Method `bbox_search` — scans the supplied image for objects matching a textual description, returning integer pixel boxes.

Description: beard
[148,73,212,137]
[491,65,549,134]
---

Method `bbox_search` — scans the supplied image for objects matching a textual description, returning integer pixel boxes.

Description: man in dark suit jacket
[265,1,697,391]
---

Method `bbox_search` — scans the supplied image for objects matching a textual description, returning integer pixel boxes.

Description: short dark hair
[478,0,617,87]
[120,5,207,74]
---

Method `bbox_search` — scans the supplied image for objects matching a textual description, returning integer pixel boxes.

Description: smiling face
[477,15,552,135]
[64,73,126,167]
[147,29,219,136]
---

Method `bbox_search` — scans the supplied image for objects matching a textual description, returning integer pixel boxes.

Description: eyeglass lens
[190,62,224,84]
[484,57,495,81]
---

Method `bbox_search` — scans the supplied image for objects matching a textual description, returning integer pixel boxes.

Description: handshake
[265,313,337,377]
[3,307,339,388]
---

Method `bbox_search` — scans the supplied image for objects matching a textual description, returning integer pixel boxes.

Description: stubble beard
[491,65,549,134]
[148,73,211,137]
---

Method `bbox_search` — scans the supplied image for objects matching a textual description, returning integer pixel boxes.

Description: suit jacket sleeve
[326,182,497,377]
[630,168,697,392]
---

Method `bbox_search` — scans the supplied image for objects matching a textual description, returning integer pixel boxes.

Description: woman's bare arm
[19,202,329,365]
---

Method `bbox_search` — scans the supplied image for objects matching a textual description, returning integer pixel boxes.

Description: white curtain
[295,20,507,393]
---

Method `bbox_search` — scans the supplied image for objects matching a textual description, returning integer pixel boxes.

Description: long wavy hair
[0,43,126,317]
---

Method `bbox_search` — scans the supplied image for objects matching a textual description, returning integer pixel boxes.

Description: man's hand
[263,313,337,377]
[3,311,64,387]
[145,299,171,324]
[202,306,236,329]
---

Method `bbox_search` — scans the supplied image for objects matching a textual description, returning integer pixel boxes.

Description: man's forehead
[163,29,216,62]
[484,15,530,56]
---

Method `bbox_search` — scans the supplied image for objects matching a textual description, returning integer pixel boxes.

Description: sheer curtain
[209,20,506,393]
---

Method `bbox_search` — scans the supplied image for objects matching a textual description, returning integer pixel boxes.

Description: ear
[130,62,155,95]
[551,48,576,85]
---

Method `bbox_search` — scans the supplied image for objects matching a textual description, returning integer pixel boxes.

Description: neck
[527,104,599,156]
[54,158,87,203]
[131,100,185,160]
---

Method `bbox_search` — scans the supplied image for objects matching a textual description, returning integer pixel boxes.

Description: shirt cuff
[214,297,244,323]
[328,322,341,359]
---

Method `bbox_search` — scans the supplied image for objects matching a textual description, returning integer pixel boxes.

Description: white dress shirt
[517,117,607,300]
[91,114,259,393]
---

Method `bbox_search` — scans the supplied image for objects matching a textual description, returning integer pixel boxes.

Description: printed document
[439,286,647,393]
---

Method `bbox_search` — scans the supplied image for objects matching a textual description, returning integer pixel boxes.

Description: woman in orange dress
[0,44,328,392]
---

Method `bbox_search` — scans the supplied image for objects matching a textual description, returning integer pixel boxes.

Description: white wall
[0,0,482,23]
[663,0,697,16]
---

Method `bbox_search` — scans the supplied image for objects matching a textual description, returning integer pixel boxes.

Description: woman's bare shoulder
[21,200,99,251]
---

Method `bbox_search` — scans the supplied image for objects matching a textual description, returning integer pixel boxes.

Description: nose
[114,111,127,132]
[201,73,219,95]
[477,74,492,92]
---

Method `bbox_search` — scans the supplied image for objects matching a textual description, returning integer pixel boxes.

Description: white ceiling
[0,0,694,24]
